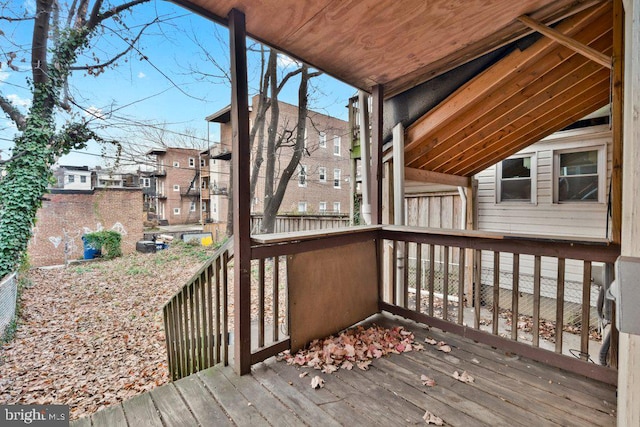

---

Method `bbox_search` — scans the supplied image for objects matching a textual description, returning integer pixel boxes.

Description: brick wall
[27,188,143,267]
[155,148,202,225]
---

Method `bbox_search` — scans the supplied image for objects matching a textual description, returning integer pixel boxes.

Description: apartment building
[204,95,351,228]
[146,147,207,225]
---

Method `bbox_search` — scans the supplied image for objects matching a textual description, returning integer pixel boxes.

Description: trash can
[136,240,156,253]
[82,236,102,260]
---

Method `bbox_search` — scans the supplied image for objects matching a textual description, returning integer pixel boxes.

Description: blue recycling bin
[82,236,102,260]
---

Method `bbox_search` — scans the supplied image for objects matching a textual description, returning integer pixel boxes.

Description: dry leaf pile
[279,325,424,373]
[0,244,214,420]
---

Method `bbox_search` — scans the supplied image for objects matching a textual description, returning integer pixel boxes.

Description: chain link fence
[0,272,18,338]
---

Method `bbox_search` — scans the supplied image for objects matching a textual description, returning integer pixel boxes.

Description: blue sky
[0,0,356,168]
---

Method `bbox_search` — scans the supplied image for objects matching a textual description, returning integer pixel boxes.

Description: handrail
[163,238,234,380]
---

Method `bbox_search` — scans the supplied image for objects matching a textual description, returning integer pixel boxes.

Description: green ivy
[83,231,122,259]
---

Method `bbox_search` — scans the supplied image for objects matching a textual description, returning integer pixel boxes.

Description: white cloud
[137,72,146,79]
[277,53,301,69]
[85,106,104,120]
[0,72,10,82]
[7,94,31,109]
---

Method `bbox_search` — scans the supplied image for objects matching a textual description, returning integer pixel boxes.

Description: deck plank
[399,317,617,413]
[69,416,92,427]
[121,393,162,427]
[220,363,305,427]
[149,383,198,427]
[374,356,522,426]
[251,362,342,427]
[198,365,268,425]
[173,374,233,426]
[405,326,615,425]
[90,403,127,427]
[267,358,392,426]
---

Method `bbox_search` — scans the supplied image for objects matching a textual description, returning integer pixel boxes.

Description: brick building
[27,188,142,267]
[204,96,351,229]
[146,147,206,225]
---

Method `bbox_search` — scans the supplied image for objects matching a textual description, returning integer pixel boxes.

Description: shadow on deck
[72,314,616,427]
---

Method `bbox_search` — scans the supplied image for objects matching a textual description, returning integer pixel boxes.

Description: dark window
[558,150,598,201]
[500,157,532,201]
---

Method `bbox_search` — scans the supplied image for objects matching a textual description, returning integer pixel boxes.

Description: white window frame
[173,207,181,215]
[80,175,87,183]
[200,158,206,167]
[298,201,307,213]
[190,201,197,212]
[319,132,326,148]
[173,161,180,168]
[333,202,341,213]
[318,166,327,183]
[298,165,307,187]
[496,153,537,204]
[553,145,606,203]
[188,157,195,168]
[333,135,341,156]
[333,169,341,189]
[68,174,75,183]
[173,184,180,192]
[319,201,327,213]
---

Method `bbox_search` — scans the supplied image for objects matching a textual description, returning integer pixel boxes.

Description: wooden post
[371,85,383,225]
[392,123,405,305]
[229,8,252,376]
[619,0,640,424]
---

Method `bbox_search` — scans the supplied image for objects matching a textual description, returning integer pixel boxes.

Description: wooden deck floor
[71,314,617,426]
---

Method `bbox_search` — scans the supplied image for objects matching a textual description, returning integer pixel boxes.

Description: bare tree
[0,0,157,277]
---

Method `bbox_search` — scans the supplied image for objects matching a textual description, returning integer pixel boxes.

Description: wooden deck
[72,314,617,426]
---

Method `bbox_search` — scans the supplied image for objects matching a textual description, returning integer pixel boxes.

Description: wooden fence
[250,214,350,234]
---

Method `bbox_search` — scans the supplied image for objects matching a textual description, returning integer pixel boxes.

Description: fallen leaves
[279,325,422,375]
[453,371,475,384]
[423,411,444,425]
[310,376,324,389]
[0,244,216,419]
[420,375,436,387]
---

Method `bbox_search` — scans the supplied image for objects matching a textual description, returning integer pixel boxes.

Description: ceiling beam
[518,14,611,68]
[404,167,470,187]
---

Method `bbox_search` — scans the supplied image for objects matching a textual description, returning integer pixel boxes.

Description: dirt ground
[0,243,215,419]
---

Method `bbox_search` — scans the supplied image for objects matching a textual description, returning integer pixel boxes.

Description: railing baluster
[194,275,203,371]
[443,246,450,321]
[258,258,265,348]
[458,248,465,325]
[415,243,422,313]
[511,254,520,342]
[163,304,174,380]
[556,258,565,354]
[392,240,397,306]
[205,264,213,368]
[429,244,435,317]
[273,256,280,342]
[581,261,592,358]
[214,256,221,365]
[403,242,409,309]
[492,252,500,336]
[177,289,186,378]
[189,283,197,375]
[532,255,541,348]
[222,250,229,366]
[474,249,481,329]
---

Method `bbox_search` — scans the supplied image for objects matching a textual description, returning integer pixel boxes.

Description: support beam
[371,85,383,225]
[619,0,640,424]
[518,14,612,69]
[404,167,471,187]
[612,0,624,245]
[229,8,251,376]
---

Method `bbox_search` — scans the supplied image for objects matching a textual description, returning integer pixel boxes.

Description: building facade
[146,147,206,225]
[204,96,351,230]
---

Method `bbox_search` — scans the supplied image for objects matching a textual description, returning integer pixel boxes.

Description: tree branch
[69,19,155,71]
[90,0,150,28]
[0,93,27,131]
[276,68,302,94]
[0,15,35,22]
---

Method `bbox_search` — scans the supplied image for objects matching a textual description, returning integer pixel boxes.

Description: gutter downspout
[458,186,467,230]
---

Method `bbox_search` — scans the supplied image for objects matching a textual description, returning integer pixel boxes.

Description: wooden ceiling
[174,0,606,97]
[403,2,612,178]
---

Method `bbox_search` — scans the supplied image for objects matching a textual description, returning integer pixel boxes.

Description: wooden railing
[163,225,620,384]
[163,238,233,380]
[379,226,620,384]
